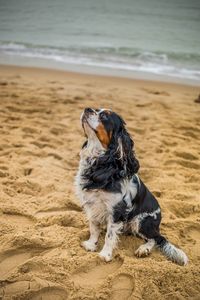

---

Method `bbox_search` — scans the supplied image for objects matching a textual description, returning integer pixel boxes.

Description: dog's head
[81,108,139,183]
[82,108,121,149]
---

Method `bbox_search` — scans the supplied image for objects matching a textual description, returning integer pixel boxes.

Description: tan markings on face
[96,123,111,148]
[106,110,112,114]
[100,109,112,115]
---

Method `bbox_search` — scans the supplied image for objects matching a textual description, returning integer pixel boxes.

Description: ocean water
[0,0,200,83]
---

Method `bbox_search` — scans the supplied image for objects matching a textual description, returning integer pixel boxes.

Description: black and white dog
[75,108,188,266]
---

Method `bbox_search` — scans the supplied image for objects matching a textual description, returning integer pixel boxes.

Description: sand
[0,65,199,300]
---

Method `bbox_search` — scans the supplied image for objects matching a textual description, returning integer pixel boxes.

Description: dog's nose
[84,107,94,114]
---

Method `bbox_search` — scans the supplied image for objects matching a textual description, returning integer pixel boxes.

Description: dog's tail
[154,235,188,266]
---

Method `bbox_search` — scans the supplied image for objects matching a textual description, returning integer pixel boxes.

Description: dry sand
[0,65,199,300]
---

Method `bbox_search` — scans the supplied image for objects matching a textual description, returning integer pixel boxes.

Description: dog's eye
[100,112,108,120]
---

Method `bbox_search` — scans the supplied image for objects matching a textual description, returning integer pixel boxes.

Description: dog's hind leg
[135,239,155,257]
[133,212,161,258]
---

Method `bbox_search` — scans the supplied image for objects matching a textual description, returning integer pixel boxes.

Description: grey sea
[0,0,200,83]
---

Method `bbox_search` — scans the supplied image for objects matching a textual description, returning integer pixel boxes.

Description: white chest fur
[75,158,121,223]
[75,150,138,224]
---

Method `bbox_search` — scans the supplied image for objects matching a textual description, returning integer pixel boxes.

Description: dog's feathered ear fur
[112,121,140,177]
[82,113,139,192]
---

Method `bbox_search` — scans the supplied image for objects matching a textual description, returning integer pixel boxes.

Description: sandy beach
[0,64,200,300]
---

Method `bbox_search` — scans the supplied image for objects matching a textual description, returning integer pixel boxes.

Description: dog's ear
[116,126,140,176]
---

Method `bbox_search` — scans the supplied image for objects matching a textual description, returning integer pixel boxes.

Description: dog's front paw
[99,249,112,262]
[81,240,97,252]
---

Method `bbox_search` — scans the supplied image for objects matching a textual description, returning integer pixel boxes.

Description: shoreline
[0,52,200,87]
[0,63,200,91]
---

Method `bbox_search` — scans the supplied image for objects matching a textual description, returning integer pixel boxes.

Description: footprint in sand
[0,165,8,171]
[0,251,32,280]
[47,152,63,160]
[183,225,200,259]
[178,126,200,134]
[1,281,30,299]
[167,201,200,219]
[65,200,82,212]
[2,282,68,300]
[142,88,170,96]
[174,151,198,161]
[0,212,35,230]
[188,226,200,259]
[29,287,68,300]
[161,140,178,147]
[129,127,146,135]
[35,208,83,228]
[72,259,123,288]
[176,160,200,170]
[3,180,42,196]
[135,102,152,108]
[5,105,21,113]
[111,274,135,300]
[177,126,200,139]
[164,159,200,170]
[35,208,68,217]
[0,170,8,177]
[24,167,33,176]
[50,127,66,135]
[31,141,54,149]
[22,127,39,134]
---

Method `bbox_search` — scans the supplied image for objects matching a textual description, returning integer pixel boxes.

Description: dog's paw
[135,245,151,258]
[81,240,97,252]
[99,249,112,262]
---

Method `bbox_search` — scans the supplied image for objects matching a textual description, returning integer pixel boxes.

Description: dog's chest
[75,156,137,224]
[75,158,122,223]
[80,188,122,223]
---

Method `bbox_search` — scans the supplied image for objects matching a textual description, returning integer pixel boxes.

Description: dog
[75,108,188,266]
